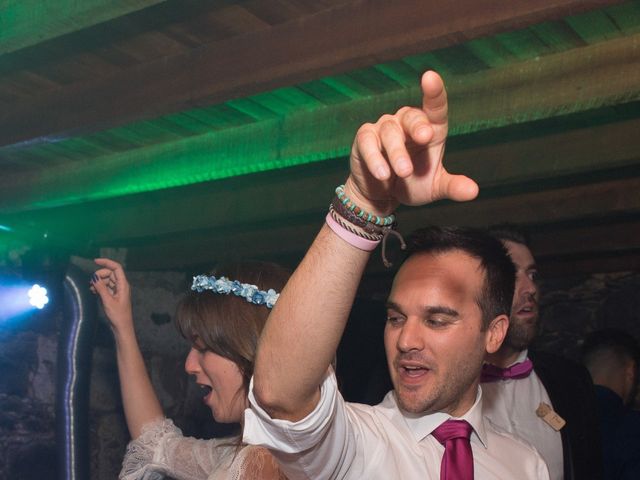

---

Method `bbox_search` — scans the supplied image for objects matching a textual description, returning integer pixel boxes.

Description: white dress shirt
[482,350,564,480]
[244,372,549,480]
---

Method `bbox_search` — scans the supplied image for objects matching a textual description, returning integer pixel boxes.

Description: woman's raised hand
[91,257,133,333]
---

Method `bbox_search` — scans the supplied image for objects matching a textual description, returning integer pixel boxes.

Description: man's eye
[426,318,446,328]
[386,315,403,326]
[528,271,538,281]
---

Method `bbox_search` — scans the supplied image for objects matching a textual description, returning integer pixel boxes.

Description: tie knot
[480,358,533,382]
[432,419,473,444]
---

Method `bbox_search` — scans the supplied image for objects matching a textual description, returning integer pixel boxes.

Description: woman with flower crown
[91,257,289,480]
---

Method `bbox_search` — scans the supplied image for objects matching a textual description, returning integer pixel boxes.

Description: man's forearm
[253,223,370,421]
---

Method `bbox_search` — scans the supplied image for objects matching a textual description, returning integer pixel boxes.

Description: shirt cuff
[243,371,338,454]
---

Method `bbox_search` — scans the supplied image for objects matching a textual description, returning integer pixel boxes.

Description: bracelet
[329,184,406,266]
[331,198,393,235]
[335,185,395,226]
[329,208,383,241]
[325,213,380,251]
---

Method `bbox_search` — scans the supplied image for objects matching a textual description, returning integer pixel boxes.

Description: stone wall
[0,330,57,480]
[1,267,639,479]
[536,271,640,361]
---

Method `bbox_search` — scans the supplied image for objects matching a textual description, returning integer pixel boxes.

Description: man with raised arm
[244,71,549,480]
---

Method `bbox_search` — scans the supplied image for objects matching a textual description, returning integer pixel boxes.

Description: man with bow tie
[481,226,602,480]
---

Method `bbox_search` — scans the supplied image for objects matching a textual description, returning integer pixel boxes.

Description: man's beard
[505,297,539,351]
[504,320,538,351]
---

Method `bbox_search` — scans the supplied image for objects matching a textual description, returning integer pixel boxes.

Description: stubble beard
[504,311,539,351]
[393,352,483,416]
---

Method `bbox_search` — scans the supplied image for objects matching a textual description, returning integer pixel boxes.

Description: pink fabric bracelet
[325,213,380,251]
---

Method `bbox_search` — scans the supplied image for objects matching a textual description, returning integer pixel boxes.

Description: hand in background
[91,257,133,334]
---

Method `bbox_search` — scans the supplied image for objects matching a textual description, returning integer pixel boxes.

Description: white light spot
[28,284,49,309]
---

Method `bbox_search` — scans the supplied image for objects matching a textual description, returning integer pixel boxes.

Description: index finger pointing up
[421,71,448,128]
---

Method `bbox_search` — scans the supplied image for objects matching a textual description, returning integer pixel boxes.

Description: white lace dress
[120,418,286,480]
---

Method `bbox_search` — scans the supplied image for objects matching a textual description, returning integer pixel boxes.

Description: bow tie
[480,358,533,382]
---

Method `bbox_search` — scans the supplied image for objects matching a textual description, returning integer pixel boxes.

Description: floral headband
[191,275,280,308]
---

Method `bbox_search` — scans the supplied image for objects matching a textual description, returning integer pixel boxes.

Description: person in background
[482,225,602,480]
[243,71,549,479]
[583,328,640,480]
[92,258,289,480]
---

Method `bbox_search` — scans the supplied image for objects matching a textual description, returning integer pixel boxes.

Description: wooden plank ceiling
[1,0,639,285]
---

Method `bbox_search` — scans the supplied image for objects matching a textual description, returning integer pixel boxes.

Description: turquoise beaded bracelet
[334,185,396,227]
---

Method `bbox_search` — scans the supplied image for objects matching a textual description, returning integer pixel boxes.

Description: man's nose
[397,318,425,352]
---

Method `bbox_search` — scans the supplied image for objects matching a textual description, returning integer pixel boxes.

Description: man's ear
[486,314,509,354]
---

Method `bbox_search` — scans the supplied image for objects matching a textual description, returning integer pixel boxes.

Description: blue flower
[214,277,232,294]
[191,275,212,292]
[252,292,265,305]
[230,280,242,294]
[264,289,279,308]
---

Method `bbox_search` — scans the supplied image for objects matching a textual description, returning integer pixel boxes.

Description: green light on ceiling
[3,1,639,213]
[16,87,421,210]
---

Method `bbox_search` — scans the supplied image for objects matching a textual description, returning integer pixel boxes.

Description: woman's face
[184,342,247,424]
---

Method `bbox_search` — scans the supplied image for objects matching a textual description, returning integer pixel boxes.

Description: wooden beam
[399,177,640,231]
[448,34,640,134]
[530,220,640,257]
[121,185,640,273]
[0,0,624,148]
[541,252,640,276]
[106,176,640,270]
[2,30,640,213]
[3,112,640,249]
[0,0,167,55]
[449,117,640,188]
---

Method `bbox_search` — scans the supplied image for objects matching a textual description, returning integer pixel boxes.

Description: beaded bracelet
[327,185,406,267]
[331,197,392,235]
[335,185,395,227]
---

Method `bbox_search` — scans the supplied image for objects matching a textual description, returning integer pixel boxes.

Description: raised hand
[91,257,133,333]
[347,70,479,215]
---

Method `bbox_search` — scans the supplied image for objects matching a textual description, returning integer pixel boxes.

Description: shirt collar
[389,387,489,448]
[510,349,529,367]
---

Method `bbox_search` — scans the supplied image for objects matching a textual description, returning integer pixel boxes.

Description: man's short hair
[404,226,516,329]
[487,223,530,247]
[582,328,640,370]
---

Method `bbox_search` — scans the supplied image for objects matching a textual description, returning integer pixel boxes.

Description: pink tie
[432,419,474,480]
[480,358,533,382]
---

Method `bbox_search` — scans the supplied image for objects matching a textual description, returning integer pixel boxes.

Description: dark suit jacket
[530,350,603,480]
[595,385,640,480]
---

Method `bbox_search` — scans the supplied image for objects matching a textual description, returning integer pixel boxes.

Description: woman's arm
[92,258,163,438]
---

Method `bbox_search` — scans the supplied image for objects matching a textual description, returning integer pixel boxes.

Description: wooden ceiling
[1,0,640,283]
